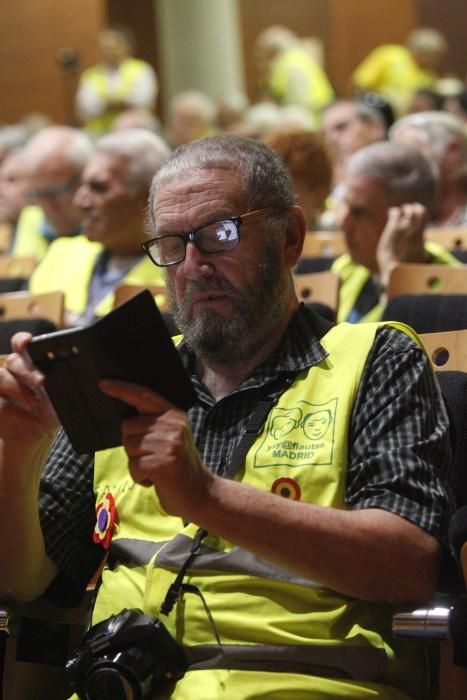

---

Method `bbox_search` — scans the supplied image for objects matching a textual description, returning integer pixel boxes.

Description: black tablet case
[28,290,196,454]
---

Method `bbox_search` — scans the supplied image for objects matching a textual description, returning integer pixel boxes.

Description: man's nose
[182,240,215,277]
[73,185,89,209]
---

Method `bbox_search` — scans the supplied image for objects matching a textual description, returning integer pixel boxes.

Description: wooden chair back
[0,255,37,279]
[301,231,347,259]
[0,291,65,328]
[0,223,13,253]
[293,271,340,312]
[420,329,467,372]
[425,227,467,252]
[113,283,169,313]
[387,263,467,299]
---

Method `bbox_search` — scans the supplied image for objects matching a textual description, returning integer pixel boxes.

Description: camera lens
[86,667,140,700]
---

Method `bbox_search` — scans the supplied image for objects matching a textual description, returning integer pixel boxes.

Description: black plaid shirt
[39,305,453,600]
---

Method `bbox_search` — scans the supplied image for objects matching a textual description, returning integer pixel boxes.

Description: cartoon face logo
[253,398,338,469]
[301,409,332,441]
[270,408,302,439]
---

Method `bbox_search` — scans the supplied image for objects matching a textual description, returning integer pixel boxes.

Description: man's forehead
[343,173,385,204]
[155,168,246,208]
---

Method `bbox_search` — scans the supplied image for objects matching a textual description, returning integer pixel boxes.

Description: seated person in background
[405,87,443,115]
[442,87,467,123]
[322,99,387,197]
[111,107,162,134]
[14,126,94,261]
[75,25,158,137]
[262,128,332,230]
[0,134,453,700]
[332,141,460,323]
[29,128,170,326]
[0,148,29,252]
[389,111,467,227]
[167,90,218,148]
[351,27,447,117]
[254,24,334,127]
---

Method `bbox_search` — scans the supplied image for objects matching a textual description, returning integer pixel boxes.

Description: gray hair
[170,90,218,126]
[389,111,467,164]
[406,27,447,55]
[147,134,295,231]
[23,126,94,172]
[346,141,438,216]
[95,128,171,194]
[324,99,386,132]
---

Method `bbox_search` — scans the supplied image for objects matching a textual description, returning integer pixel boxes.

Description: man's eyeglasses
[142,206,279,267]
[27,174,81,202]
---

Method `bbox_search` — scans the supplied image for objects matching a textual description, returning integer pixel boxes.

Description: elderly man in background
[390,110,467,227]
[29,128,170,326]
[167,90,218,148]
[0,148,30,253]
[13,126,94,261]
[332,141,459,323]
[322,100,387,191]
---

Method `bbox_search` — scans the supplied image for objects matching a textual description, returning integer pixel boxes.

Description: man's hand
[0,333,59,446]
[376,203,429,288]
[100,379,213,520]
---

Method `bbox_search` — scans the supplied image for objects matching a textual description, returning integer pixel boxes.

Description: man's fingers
[99,378,175,414]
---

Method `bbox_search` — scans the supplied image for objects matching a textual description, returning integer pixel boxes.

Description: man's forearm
[0,440,58,601]
[189,476,440,605]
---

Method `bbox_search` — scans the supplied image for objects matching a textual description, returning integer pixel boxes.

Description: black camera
[66,608,188,699]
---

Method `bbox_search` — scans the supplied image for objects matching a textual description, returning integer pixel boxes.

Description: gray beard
[165,247,289,365]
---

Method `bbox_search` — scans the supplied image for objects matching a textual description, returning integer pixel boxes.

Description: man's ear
[283,205,306,268]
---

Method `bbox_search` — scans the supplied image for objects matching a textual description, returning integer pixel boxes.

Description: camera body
[66,608,187,699]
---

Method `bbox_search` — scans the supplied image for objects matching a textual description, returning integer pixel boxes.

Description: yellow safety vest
[332,241,461,324]
[29,234,165,317]
[268,47,334,124]
[79,58,152,135]
[12,205,50,261]
[88,321,428,700]
[351,44,437,116]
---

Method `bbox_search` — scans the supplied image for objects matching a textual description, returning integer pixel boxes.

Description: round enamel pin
[271,477,301,501]
[93,492,117,549]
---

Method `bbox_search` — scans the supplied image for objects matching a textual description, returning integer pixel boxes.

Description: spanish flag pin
[271,477,301,501]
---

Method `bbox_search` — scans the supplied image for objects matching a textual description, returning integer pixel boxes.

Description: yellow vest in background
[29,234,165,317]
[12,205,49,261]
[351,44,437,116]
[79,58,152,136]
[269,47,334,124]
[332,241,461,324]
[89,321,427,700]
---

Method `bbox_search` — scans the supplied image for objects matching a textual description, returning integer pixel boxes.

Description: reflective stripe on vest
[185,642,387,682]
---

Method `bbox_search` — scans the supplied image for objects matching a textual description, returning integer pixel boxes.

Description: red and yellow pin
[93,492,117,549]
[271,477,301,501]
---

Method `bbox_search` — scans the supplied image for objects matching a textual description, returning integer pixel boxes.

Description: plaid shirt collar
[178,303,332,400]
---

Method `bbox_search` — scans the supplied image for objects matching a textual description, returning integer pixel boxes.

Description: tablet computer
[28,290,196,454]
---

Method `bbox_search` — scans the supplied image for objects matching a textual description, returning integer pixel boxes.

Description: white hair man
[29,128,171,325]
[14,126,94,260]
[168,90,218,148]
[332,140,459,322]
[390,110,467,226]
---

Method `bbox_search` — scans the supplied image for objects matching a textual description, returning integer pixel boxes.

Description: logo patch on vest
[253,398,337,468]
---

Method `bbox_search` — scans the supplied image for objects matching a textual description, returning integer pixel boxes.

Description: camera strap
[160,375,294,617]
